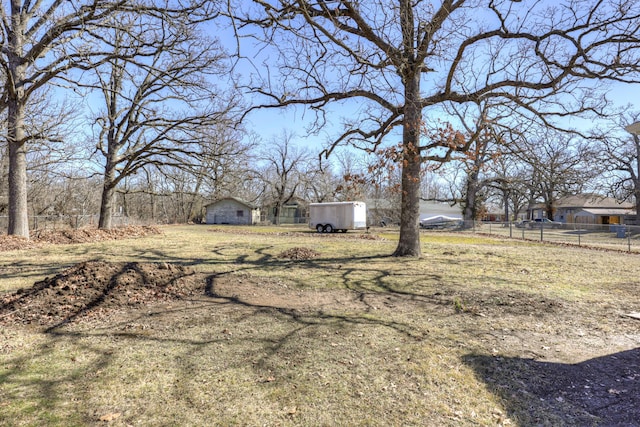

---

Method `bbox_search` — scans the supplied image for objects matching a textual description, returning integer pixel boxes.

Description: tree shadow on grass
[0,336,116,426]
[0,267,440,424]
[202,272,431,341]
[463,348,640,426]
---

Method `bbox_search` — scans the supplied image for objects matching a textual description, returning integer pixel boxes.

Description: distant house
[530,195,635,225]
[204,198,260,225]
[261,198,308,224]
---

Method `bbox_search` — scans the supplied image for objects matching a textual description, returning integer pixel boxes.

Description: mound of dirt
[0,261,200,328]
[0,225,161,252]
[33,225,162,245]
[277,247,321,260]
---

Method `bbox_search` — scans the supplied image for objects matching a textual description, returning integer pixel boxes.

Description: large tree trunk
[6,8,29,238]
[545,203,555,220]
[7,125,29,238]
[393,73,422,257]
[0,145,9,214]
[273,203,281,225]
[462,171,479,227]
[99,162,117,229]
[7,96,29,238]
[503,191,510,223]
[99,184,116,229]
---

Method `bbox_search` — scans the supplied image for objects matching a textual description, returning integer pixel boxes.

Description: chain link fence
[463,221,640,253]
[0,215,133,232]
[3,214,639,254]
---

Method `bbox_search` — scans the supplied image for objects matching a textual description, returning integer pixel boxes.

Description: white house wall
[206,200,253,225]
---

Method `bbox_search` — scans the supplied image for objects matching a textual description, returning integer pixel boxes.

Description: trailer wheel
[324,224,334,233]
[316,224,324,233]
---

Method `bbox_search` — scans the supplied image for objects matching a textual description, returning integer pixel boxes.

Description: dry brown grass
[0,225,639,426]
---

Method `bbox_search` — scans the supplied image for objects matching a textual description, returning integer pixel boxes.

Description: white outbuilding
[204,198,260,225]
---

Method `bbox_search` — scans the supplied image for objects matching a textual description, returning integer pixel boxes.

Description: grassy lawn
[1,225,639,426]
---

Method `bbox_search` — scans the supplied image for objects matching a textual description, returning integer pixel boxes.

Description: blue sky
[242,78,640,160]
[221,2,640,162]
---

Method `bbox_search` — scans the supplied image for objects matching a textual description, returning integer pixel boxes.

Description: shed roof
[205,197,259,209]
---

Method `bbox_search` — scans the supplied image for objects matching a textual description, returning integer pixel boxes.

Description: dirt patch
[0,225,161,251]
[277,247,321,260]
[0,261,201,327]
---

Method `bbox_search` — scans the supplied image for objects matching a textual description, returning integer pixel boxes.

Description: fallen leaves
[277,247,320,260]
[0,225,161,252]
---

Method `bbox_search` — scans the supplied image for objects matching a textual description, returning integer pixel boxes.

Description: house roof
[625,121,640,134]
[576,208,634,216]
[205,197,259,209]
[263,196,308,208]
[538,194,634,209]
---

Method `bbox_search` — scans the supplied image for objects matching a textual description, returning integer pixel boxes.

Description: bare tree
[301,165,340,202]
[0,0,121,237]
[234,0,640,256]
[595,110,640,219]
[516,130,599,220]
[196,129,259,203]
[147,127,255,223]
[0,0,220,237]
[444,99,540,224]
[259,131,310,225]
[442,102,505,224]
[2,87,84,223]
[85,14,237,229]
[484,155,530,222]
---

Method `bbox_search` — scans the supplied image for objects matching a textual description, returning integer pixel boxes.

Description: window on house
[237,210,244,218]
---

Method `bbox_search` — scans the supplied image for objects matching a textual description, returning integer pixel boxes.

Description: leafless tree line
[232,0,640,256]
[1,0,640,260]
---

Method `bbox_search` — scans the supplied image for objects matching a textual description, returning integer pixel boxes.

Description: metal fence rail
[466,221,640,253]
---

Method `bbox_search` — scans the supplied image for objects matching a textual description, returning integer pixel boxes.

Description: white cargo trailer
[308,201,367,233]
